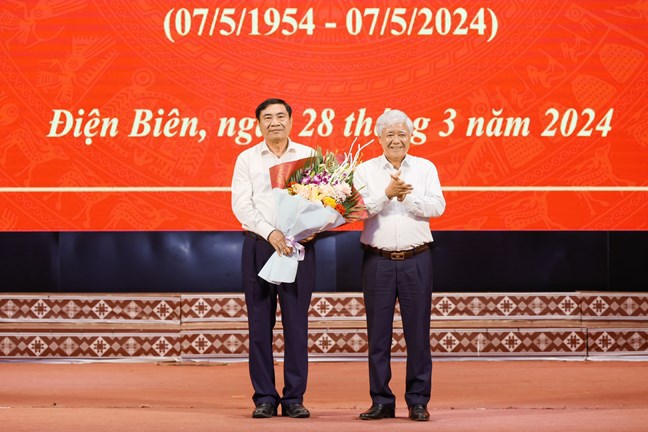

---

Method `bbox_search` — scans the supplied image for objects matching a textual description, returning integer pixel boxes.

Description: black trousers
[242,234,315,407]
[362,249,433,407]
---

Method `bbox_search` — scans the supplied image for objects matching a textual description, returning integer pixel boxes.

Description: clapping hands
[385,171,413,202]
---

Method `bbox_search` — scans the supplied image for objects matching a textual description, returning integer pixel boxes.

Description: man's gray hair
[375,109,414,136]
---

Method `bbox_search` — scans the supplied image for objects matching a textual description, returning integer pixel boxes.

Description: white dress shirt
[231,140,314,240]
[353,154,446,251]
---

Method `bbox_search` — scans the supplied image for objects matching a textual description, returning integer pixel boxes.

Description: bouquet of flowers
[258,139,372,284]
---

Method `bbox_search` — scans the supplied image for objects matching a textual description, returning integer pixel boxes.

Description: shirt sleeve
[401,160,446,218]
[353,162,390,216]
[231,152,275,239]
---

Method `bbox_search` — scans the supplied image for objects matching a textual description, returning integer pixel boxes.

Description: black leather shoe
[252,403,277,418]
[359,403,396,420]
[282,403,310,418]
[408,404,430,421]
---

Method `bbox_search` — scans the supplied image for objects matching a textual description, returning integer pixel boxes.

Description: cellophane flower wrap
[258,139,372,284]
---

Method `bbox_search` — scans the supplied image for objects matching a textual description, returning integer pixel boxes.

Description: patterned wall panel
[0,332,181,358]
[0,293,645,360]
[0,295,181,323]
[181,293,584,322]
[181,330,249,357]
[432,293,581,320]
[181,295,247,322]
[181,293,368,322]
[180,328,588,359]
[588,329,648,355]
[582,294,648,320]
[430,329,587,356]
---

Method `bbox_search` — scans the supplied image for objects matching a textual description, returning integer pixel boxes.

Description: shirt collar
[380,154,411,170]
[260,139,297,156]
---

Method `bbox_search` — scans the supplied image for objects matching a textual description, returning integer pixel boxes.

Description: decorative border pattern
[181,293,585,322]
[430,329,587,356]
[1,293,646,359]
[181,330,249,356]
[181,294,368,322]
[0,295,180,323]
[582,294,648,320]
[587,329,648,354]
[181,329,588,358]
[0,329,589,359]
[181,295,247,321]
[432,294,581,320]
[4,293,646,324]
[0,332,181,358]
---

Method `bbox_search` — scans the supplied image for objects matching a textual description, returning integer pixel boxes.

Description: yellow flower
[322,196,336,208]
[309,187,323,202]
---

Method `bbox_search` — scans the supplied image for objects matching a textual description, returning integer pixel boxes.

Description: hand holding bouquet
[258,139,372,284]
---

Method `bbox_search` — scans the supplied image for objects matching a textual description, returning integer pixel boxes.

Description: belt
[244,231,267,241]
[362,243,430,261]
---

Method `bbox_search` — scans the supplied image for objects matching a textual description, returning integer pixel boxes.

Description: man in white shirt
[353,109,446,422]
[231,98,315,419]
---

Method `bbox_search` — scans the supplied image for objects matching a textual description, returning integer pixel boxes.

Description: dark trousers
[242,235,315,407]
[362,249,433,407]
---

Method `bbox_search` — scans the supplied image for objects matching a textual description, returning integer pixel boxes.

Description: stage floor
[1,360,647,432]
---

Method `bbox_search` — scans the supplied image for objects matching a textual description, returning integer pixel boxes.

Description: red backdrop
[0,0,646,230]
